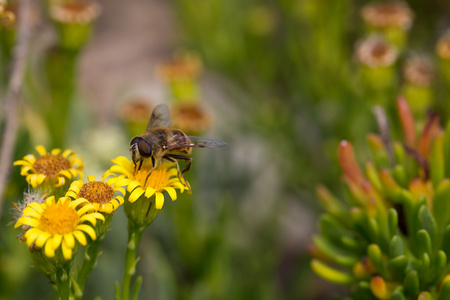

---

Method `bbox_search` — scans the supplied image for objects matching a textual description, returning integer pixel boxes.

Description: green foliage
[312,116,450,299]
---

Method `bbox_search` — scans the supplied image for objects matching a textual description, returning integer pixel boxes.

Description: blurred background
[1,0,450,299]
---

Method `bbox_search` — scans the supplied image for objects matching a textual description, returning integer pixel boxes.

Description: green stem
[55,262,71,300]
[74,235,104,299]
[120,222,145,300]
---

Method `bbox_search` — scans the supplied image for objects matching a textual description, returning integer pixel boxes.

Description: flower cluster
[310,97,450,299]
[13,145,188,299]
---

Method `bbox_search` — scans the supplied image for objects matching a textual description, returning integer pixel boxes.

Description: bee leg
[143,156,156,187]
[134,160,144,174]
[163,154,192,193]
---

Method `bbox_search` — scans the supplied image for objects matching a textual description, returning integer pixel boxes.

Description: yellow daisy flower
[14,196,104,260]
[105,156,187,209]
[66,175,125,214]
[14,145,84,188]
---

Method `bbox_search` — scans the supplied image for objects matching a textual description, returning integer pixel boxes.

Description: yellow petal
[69,168,79,178]
[51,234,63,249]
[51,148,62,155]
[73,230,87,246]
[21,208,41,219]
[87,175,95,182]
[155,192,164,209]
[27,201,45,213]
[35,232,51,248]
[44,242,56,258]
[77,203,95,216]
[116,187,126,197]
[70,197,88,209]
[127,180,142,192]
[79,214,99,226]
[62,149,73,158]
[58,170,72,179]
[20,166,34,176]
[55,176,66,187]
[28,174,46,188]
[15,217,40,228]
[77,224,96,240]
[65,191,78,199]
[129,188,145,203]
[61,242,73,260]
[45,196,56,205]
[25,229,40,246]
[70,180,83,191]
[101,204,113,214]
[111,156,132,167]
[116,195,125,205]
[35,145,47,156]
[24,154,36,164]
[13,160,30,166]
[145,187,156,198]
[109,165,133,179]
[164,187,177,201]
[63,233,75,249]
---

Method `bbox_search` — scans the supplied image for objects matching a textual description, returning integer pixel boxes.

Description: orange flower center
[371,43,388,59]
[134,166,171,190]
[34,154,71,177]
[61,2,91,13]
[40,203,79,235]
[78,181,114,205]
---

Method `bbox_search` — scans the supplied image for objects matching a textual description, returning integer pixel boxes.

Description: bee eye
[130,136,141,146]
[138,140,152,157]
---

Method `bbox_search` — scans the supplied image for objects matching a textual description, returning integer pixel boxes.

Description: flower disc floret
[66,175,125,214]
[14,145,84,188]
[14,196,104,260]
[104,156,187,209]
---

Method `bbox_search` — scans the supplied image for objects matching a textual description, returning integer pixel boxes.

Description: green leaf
[392,165,407,189]
[368,244,385,275]
[438,281,450,300]
[404,270,420,296]
[389,235,404,258]
[312,235,359,267]
[417,229,432,257]
[369,216,379,238]
[430,133,445,187]
[388,255,407,280]
[418,205,437,248]
[419,253,431,285]
[320,215,356,250]
[442,225,450,259]
[430,251,447,286]
[352,281,377,300]
[432,180,450,237]
[131,276,142,300]
[366,162,382,192]
[315,185,349,225]
[393,142,406,168]
[443,121,450,178]
[399,190,418,241]
[391,286,407,300]
[388,208,399,238]
[341,236,364,252]
[310,259,354,285]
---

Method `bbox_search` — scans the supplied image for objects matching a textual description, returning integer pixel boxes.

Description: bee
[130,104,227,190]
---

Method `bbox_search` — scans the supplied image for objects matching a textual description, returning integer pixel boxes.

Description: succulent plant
[311,96,450,299]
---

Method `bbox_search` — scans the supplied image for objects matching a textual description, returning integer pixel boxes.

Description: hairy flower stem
[55,262,72,300]
[75,235,103,299]
[76,214,113,298]
[120,222,145,300]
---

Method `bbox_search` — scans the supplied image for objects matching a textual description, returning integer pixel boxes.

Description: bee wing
[166,135,228,150]
[147,104,171,129]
